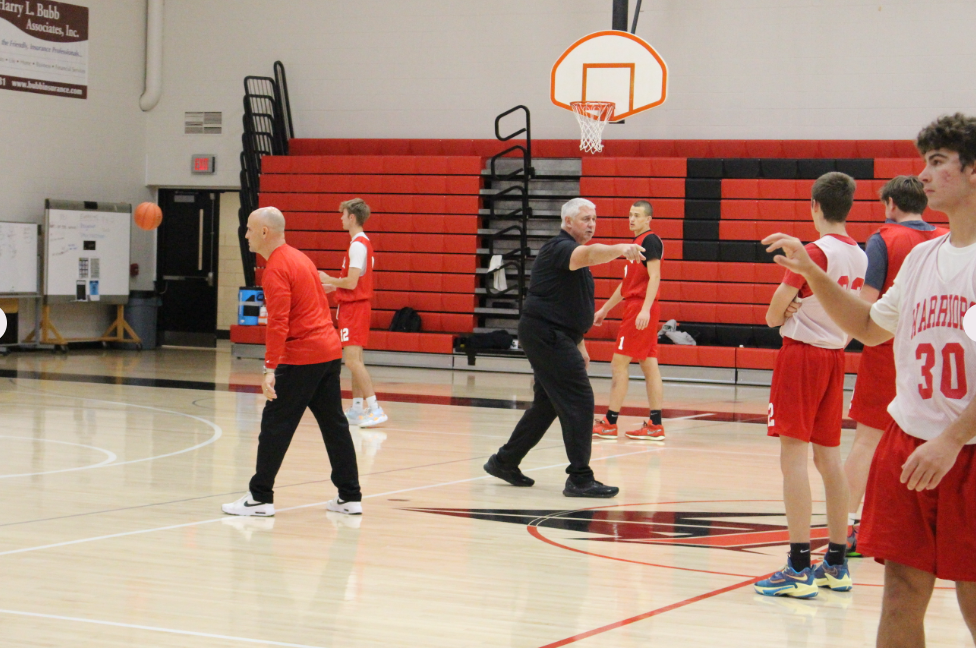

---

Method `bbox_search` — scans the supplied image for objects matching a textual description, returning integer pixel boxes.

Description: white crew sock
[365,395,378,411]
[848,513,859,526]
[352,398,365,413]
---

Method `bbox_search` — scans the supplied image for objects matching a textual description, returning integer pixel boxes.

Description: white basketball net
[571,101,615,154]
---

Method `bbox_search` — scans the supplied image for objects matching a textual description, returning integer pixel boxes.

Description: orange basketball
[134,202,163,230]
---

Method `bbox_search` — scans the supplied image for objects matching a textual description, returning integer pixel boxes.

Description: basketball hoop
[571,101,614,154]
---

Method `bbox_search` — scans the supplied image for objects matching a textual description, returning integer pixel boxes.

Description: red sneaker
[625,421,665,441]
[592,418,618,438]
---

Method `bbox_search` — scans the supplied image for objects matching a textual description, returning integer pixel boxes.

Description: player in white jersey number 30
[762,113,976,648]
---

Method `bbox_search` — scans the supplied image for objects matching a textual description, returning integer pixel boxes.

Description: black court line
[0,369,231,392]
[0,367,855,427]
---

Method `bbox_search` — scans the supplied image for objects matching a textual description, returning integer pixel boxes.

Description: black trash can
[124,290,161,349]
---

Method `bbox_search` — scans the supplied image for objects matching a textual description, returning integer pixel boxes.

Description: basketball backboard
[551,30,668,122]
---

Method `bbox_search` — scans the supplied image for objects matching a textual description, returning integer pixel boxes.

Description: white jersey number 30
[916,342,968,400]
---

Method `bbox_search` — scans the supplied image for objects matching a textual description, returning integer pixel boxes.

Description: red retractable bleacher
[231,153,483,355]
[234,138,933,375]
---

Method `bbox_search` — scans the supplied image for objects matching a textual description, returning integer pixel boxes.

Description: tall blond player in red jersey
[320,198,387,428]
[763,113,976,647]
[844,176,946,556]
[591,200,665,441]
[754,172,867,599]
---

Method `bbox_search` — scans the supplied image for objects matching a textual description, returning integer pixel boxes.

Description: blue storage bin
[238,287,265,325]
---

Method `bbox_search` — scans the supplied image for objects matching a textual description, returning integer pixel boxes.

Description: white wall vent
[185,112,222,134]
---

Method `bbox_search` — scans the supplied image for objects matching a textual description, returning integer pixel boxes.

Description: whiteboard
[0,222,39,295]
[44,200,131,304]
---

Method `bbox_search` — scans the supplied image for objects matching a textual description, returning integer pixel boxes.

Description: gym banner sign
[0,1,87,99]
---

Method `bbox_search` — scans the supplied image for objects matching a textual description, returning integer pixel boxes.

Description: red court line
[641,526,829,547]
[538,575,763,648]
[526,526,755,578]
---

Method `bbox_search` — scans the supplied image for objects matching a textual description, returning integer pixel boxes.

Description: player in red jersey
[320,198,386,428]
[762,113,976,647]
[754,173,867,599]
[591,200,665,440]
[844,176,947,556]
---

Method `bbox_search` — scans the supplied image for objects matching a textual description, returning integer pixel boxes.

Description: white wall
[146,0,976,192]
[0,0,153,339]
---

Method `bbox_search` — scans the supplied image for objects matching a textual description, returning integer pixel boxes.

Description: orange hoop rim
[570,100,615,120]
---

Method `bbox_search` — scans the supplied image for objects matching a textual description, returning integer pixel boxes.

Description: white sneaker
[358,407,388,428]
[326,498,363,515]
[222,492,275,517]
[345,407,365,426]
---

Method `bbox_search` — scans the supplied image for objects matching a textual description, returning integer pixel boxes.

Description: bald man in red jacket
[222,207,362,517]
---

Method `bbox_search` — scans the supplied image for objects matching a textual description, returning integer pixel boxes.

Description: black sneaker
[484,454,535,487]
[563,478,619,498]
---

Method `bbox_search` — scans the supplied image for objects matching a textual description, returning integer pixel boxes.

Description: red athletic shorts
[848,342,896,431]
[767,337,845,447]
[336,299,370,348]
[859,422,976,581]
[614,299,660,361]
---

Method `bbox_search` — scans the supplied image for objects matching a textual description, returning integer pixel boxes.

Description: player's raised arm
[762,233,893,346]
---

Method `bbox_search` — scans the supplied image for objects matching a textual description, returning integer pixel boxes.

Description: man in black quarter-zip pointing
[484,198,645,498]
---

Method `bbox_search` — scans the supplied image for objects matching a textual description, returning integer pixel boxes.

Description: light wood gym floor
[0,344,971,647]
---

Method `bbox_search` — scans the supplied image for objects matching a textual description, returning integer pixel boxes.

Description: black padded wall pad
[836,159,875,179]
[719,241,757,262]
[682,241,719,261]
[683,220,720,241]
[760,159,799,179]
[686,178,722,200]
[724,158,761,178]
[687,158,724,178]
[685,200,721,220]
[798,159,837,179]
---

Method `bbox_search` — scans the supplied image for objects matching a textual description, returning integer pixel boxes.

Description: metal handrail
[485,184,530,222]
[480,105,532,315]
[238,63,294,287]
[485,224,523,256]
[273,61,294,143]
[243,89,286,155]
[484,259,523,297]
[489,144,531,182]
[495,105,531,148]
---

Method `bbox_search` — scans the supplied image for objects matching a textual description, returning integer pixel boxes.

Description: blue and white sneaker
[846,525,862,558]
[754,559,818,598]
[814,559,853,591]
[359,407,388,428]
[345,407,364,426]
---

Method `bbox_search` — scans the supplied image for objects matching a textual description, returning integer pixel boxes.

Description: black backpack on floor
[389,307,422,332]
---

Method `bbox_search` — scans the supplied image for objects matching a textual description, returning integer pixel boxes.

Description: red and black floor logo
[406,506,830,552]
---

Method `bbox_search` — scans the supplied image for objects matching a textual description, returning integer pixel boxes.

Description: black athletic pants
[496,316,595,484]
[249,359,361,503]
